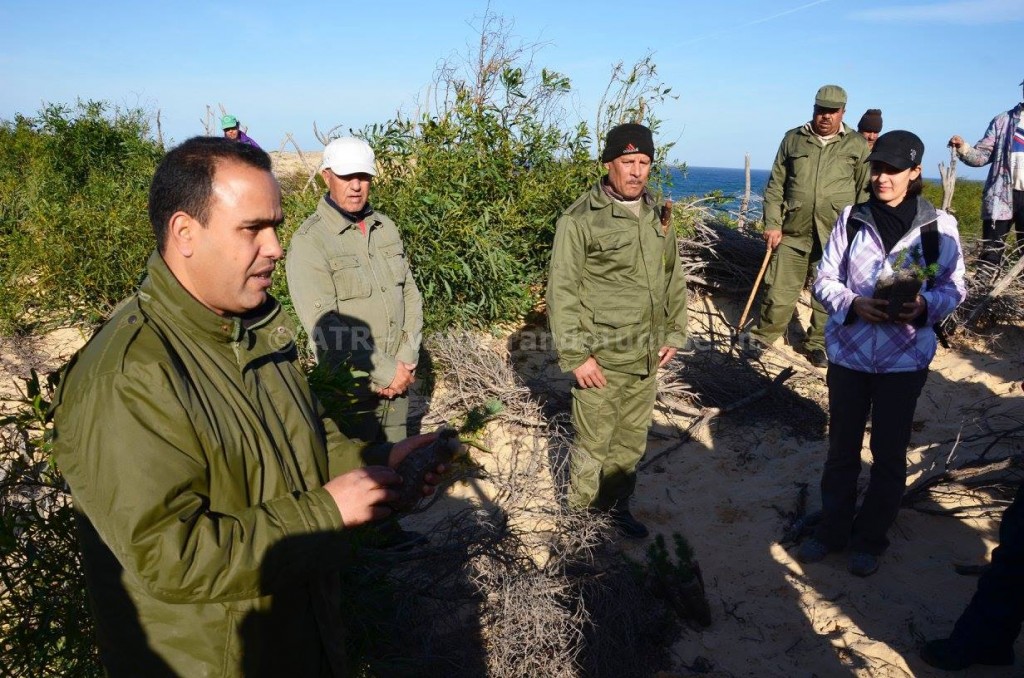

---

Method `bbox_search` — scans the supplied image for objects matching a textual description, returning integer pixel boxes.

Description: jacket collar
[318,195,380,235]
[849,195,938,232]
[139,250,282,345]
[587,180,656,213]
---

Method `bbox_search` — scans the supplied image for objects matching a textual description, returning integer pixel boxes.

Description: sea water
[664,165,770,222]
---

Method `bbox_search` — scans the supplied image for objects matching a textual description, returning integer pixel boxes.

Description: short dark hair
[148,136,272,252]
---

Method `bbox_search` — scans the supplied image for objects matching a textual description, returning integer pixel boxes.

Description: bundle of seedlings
[873,243,936,322]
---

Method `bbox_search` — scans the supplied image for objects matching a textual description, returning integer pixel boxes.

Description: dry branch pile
[368,332,680,677]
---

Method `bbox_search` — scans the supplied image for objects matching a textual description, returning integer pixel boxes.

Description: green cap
[220,114,239,130]
[814,85,847,109]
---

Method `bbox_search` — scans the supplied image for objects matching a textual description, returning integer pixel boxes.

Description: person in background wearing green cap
[221,113,261,149]
[546,123,689,539]
[745,84,870,368]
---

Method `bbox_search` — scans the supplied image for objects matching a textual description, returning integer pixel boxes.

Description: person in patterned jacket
[795,131,966,577]
[948,79,1024,268]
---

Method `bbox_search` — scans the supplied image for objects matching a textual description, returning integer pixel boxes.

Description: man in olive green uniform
[749,85,870,366]
[287,137,423,445]
[547,123,688,538]
[51,137,440,676]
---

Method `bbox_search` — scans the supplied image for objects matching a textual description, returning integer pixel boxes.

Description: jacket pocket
[329,255,371,300]
[590,307,645,364]
[380,243,409,285]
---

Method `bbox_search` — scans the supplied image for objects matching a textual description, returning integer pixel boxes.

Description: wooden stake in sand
[939,145,958,212]
[737,153,751,230]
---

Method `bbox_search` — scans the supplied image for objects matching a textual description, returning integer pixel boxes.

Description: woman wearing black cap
[795,130,967,576]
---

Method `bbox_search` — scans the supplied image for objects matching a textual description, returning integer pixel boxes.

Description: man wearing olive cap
[221,114,261,148]
[948,78,1024,269]
[747,85,870,367]
[546,123,688,538]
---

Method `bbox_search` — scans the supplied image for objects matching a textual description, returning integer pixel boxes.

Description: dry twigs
[375,331,679,677]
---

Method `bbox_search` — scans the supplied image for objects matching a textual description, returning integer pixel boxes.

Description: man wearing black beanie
[857,109,883,150]
[546,123,689,538]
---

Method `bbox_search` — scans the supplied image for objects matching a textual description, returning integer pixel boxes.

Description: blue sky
[2,0,1022,179]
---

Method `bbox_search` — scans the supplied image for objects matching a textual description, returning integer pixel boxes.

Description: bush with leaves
[0,370,101,677]
[0,101,162,334]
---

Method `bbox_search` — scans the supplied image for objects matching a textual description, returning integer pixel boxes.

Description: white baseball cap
[321,137,377,176]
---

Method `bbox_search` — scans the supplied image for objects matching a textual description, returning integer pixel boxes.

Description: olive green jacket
[546,182,688,376]
[286,197,423,390]
[763,122,871,251]
[52,252,388,676]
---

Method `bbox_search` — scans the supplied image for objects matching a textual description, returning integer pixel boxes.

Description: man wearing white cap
[287,138,423,448]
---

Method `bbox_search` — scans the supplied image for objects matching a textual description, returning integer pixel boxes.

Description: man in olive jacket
[547,123,688,539]
[749,84,870,366]
[51,137,440,676]
[287,137,423,445]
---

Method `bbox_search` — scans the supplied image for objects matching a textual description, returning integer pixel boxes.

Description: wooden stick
[737,245,772,332]
[738,153,751,230]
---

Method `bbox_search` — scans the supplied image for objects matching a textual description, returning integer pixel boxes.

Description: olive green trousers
[751,239,827,351]
[568,367,657,510]
[336,393,409,444]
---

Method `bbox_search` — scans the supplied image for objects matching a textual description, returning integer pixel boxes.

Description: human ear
[167,211,197,257]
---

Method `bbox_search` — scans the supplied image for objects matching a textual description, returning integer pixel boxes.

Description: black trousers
[813,363,928,555]
[979,189,1024,268]
[949,483,1024,653]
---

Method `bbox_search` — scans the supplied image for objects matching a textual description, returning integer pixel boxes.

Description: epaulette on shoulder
[293,211,323,237]
[563,190,593,218]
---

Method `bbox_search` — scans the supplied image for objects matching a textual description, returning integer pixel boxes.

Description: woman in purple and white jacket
[796,130,967,577]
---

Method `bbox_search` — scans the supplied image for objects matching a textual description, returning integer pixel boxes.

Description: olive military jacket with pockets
[546,182,689,377]
[763,122,871,252]
[287,197,423,390]
[52,252,387,676]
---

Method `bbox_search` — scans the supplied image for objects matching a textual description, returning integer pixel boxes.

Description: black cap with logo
[866,130,924,169]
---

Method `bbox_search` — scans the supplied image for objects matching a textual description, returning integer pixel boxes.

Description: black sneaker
[808,349,828,368]
[609,506,649,539]
[920,638,1014,671]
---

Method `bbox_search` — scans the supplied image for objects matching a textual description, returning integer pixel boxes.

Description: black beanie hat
[601,123,655,162]
[858,109,883,133]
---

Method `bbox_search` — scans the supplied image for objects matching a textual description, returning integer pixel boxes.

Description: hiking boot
[808,349,828,368]
[920,638,1014,671]
[609,502,649,539]
[796,537,829,564]
[848,551,879,577]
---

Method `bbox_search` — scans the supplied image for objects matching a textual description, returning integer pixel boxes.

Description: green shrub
[0,101,162,334]
[923,177,984,242]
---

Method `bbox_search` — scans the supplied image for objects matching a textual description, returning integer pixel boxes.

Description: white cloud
[850,0,1024,24]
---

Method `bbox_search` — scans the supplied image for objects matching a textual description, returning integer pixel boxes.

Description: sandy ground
[3,290,1022,677]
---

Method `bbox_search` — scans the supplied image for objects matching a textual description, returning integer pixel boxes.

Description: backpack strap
[919,220,949,347]
[920,221,939,290]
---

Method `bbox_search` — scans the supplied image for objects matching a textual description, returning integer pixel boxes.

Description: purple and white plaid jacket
[813,198,966,373]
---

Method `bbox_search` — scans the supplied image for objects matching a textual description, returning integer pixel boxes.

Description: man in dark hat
[747,84,870,367]
[948,78,1024,269]
[546,123,688,538]
[857,109,883,149]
